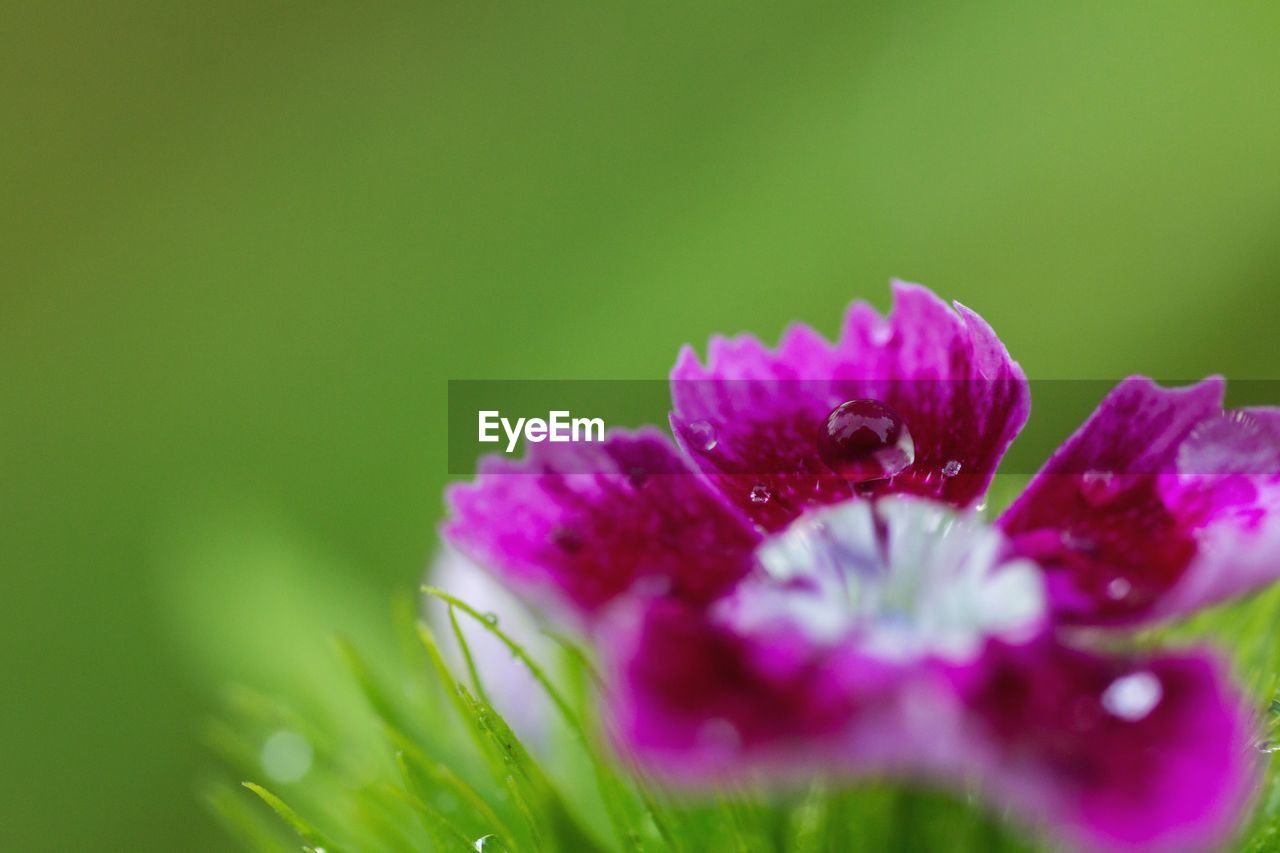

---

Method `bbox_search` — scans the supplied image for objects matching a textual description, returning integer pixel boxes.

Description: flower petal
[443,428,759,621]
[999,376,1280,624]
[604,596,912,780]
[957,640,1256,851]
[1152,407,1280,619]
[670,281,1029,530]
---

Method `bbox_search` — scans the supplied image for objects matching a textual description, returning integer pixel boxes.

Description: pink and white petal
[1000,377,1280,625]
[1150,407,1280,618]
[603,596,921,781]
[670,281,1029,530]
[443,428,758,623]
[957,640,1257,851]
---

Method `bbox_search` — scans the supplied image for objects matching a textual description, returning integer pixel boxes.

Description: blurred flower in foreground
[444,282,1279,850]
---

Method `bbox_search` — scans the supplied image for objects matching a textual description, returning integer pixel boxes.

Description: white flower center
[717,496,1045,663]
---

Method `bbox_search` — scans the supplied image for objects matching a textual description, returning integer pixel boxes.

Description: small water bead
[473,835,511,852]
[482,611,499,626]
[687,419,718,452]
[817,399,915,483]
[1105,577,1133,601]
[260,730,313,783]
[1061,530,1098,555]
[942,459,962,478]
[1101,671,1163,721]
[1258,741,1280,755]
[697,717,743,753]
[1079,469,1127,508]
[749,483,772,504]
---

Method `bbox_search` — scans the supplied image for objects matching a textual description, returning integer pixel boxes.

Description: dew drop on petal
[942,459,962,478]
[1061,530,1097,554]
[749,483,772,504]
[1105,577,1133,601]
[632,575,672,597]
[696,717,742,754]
[1080,469,1126,508]
[1101,671,1163,721]
[817,399,915,484]
[687,419,718,452]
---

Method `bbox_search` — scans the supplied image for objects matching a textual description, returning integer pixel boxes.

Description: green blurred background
[4,2,1280,848]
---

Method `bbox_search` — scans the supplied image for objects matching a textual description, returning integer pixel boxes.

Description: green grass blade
[387,725,515,841]
[203,780,289,852]
[241,781,342,851]
[391,755,480,849]
[424,587,662,851]
[449,604,493,706]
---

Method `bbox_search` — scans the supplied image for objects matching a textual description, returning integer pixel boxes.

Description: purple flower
[444,282,1274,850]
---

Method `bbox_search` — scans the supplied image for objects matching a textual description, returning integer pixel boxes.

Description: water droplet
[1258,740,1280,754]
[1101,671,1162,721]
[261,730,313,783]
[687,420,718,452]
[816,399,915,483]
[632,575,672,597]
[749,484,772,504]
[1080,469,1126,508]
[473,835,511,852]
[1106,577,1132,601]
[482,611,499,626]
[1061,530,1097,554]
[942,459,962,478]
[696,717,742,753]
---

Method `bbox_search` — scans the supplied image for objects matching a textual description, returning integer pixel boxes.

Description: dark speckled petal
[444,428,759,622]
[670,281,1029,530]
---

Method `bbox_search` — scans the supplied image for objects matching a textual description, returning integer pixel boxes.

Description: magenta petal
[443,428,758,621]
[1152,407,1280,619]
[604,596,900,779]
[959,640,1256,851]
[1000,376,1280,624]
[670,281,1029,530]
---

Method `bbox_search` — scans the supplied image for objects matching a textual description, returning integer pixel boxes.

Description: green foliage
[206,572,1280,852]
